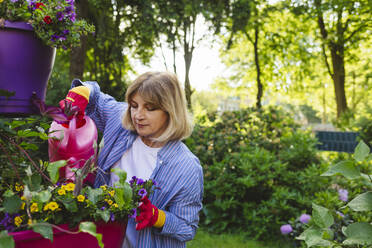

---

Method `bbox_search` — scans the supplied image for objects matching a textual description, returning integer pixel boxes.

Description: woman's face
[130,93,169,146]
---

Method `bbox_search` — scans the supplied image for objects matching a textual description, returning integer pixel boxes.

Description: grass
[188,229,293,248]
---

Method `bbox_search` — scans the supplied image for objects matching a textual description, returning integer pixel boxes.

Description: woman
[62,72,203,247]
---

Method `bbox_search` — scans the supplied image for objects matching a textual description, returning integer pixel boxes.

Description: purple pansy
[136,178,144,185]
[299,213,311,224]
[280,224,293,235]
[56,12,64,21]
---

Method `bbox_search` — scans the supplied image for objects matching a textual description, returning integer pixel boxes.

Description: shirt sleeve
[154,162,204,242]
[71,79,127,133]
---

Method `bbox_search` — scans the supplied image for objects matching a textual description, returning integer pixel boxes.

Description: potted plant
[0,0,94,116]
[0,103,156,248]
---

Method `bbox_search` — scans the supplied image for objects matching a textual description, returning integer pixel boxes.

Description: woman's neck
[140,136,165,148]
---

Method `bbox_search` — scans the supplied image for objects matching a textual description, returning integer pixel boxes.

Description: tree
[290,0,371,117]
[67,0,159,100]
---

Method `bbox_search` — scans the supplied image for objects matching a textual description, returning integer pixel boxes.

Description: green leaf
[33,190,52,203]
[346,192,372,212]
[321,160,361,179]
[312,203,334,228]
[79,222,103,248]
[0,230,15,248]
[111,168,127,186]
[47,160,67,184]
[87,187,103,205]
[25,173,42,191]
[343,222,372,245]
[32,223,53,242]
[97,210,110,222]
[61,198,78,212]
[354,140,370,162]
[3,195,22,214]
[296,226,333,247]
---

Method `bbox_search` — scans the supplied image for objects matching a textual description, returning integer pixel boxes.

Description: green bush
[186,106,329,240]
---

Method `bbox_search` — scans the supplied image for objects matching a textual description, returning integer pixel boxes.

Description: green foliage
[296,141,372,247]
[186,106,328,240]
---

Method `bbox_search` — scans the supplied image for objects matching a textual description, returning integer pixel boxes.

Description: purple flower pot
[9,221,127,248]
[0,21,56,116]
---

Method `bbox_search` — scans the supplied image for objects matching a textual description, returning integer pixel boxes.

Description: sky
[129,19,228,92]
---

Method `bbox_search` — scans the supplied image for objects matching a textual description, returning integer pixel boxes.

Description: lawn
[188,229,293,248]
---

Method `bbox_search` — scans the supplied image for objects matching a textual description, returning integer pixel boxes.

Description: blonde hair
[122,71,193,143]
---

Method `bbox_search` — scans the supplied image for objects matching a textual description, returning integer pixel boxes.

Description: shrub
[186,106,329,240]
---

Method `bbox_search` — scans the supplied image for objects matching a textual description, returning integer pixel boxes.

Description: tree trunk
[315,0,348,118]
[330,42,347,117]
[184,49,193,111]
[69,0,89,81]
[253,26,262,109]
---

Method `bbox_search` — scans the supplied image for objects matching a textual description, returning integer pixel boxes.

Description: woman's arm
[71,79,127,132]
[155,163,204,242]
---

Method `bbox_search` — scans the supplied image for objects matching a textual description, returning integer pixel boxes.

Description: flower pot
[10,221,127,248]
[0,20,56,116]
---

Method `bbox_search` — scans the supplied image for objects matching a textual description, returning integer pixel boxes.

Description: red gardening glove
[59,86,90,128]
[135,196,159,230]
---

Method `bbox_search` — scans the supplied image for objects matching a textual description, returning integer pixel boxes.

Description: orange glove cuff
[69,86,90,101]
[153,209,166,228]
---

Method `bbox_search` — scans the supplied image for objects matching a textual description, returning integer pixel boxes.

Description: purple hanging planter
[0,20,56,116]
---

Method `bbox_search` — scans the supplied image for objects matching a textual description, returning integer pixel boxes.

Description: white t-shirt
[110,136,161,185]
[109,136,161,248]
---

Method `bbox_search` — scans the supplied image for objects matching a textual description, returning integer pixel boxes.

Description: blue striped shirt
[71,80,204,248]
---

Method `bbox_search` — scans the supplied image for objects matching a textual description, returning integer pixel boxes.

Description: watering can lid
[1,20,33,31]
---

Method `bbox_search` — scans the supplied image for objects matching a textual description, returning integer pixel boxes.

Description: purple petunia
[299,213,311,224]
[63,29,70,35]
[338,189,348,202]
[128,208,137,219]
[280,224,293,235]
[136,178,144,185]
[138,188,147,198]
[66,0,74,5]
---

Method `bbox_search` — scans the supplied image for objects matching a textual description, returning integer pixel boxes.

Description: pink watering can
[48,116,97,185]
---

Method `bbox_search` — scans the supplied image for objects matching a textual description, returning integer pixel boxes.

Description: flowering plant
[0,101,157,247]
[0,0,94,49]
[280,141,372,247]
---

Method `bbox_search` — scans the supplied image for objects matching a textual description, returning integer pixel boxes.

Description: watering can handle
[60,117,78,149]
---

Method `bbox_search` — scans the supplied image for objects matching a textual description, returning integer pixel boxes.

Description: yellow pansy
[77,195,85,202]
[100,185,107,191]
[108,190,115,197]
[65,183,75,191]
[21,202,25,210]
[112,203,118,208]
[48,202,59,211]
[28,219,33,225]
[58,189,66,195]
[14,216,22,227]
[0,0,4,3]
[21,196,26,201]
[30,203,38,213]
[107,199,113,205]
[15,184,23,192]
[44,201,59,211]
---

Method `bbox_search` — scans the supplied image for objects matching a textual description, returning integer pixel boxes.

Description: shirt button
[159,160,163,164]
